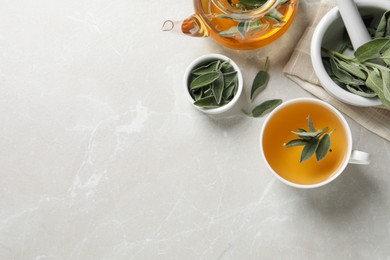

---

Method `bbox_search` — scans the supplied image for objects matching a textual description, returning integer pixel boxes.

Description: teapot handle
[162,14,209,38]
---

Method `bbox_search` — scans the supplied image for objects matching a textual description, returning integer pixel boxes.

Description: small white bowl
[183,53,243,114]
[311,0,390,107]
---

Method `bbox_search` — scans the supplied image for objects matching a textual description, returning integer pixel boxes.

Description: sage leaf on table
[250,57,269,100]
[285,115,334,163]
[244,99,282,117]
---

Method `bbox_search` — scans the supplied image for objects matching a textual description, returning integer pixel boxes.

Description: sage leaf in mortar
[366,69,390,108]
[375,10,390,38]
[245,99,282,118]
[346,85,377,98]
[190,71,221,90]
[355,38,390,62]
[250,57,269,100]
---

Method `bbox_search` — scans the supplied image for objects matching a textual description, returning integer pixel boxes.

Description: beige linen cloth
[283,0,390,141]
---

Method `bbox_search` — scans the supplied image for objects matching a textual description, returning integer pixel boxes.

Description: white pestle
[336,0,372,50]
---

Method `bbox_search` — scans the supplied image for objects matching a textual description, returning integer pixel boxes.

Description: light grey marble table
[1,0,390,259]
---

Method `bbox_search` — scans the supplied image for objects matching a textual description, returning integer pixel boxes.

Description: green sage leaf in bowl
[186,55,242,113]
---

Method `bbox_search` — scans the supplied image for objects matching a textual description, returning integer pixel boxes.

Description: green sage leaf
[221,62,235,73]
[237,20,250,38]
[381,47,390,66]
[355,38,390,62]
[248,99,282,118]
[380,68,390,101]
[222,81,236,100]
[212,72,224,104]
[366,69,390,107]
[329,57,358,85]
[250,70,269,100]
[346,85,377,98]
[292,127,328,139]
[191,60,220,75]
[375,10,390,38]
[268,8,284,20]
[239,0,267,8]
[190,71,220,90]
[219,27,239,37]
[223,71,238,88]
[334,58,367,80]
[316,134,331,161]
[300,139,319,163]
[250,57,269,100]
[193,96,219,109]
[191,88,204,101]
[285,139,307,147]
[308,115,315,132]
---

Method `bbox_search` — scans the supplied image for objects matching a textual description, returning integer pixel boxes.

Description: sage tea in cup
[260,98,368,188]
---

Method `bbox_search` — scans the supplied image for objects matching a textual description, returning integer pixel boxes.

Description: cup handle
[349,150,371,165]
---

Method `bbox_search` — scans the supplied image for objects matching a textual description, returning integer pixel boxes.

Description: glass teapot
[163,0,299,50]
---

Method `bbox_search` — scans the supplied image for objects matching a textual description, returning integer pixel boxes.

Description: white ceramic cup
[260,98,370,189]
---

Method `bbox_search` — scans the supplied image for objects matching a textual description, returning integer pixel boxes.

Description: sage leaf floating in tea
[300,139,320,163]
[316,134,331,161]
[285,115,334,163]
[188,59,239,109]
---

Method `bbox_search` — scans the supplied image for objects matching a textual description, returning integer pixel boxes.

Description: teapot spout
[162,14,209,37]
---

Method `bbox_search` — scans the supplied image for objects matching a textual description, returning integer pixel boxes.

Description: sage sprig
[189,59,239,109]
[285,116,334,163]
[321,10,390,108]
[217,0,289,39]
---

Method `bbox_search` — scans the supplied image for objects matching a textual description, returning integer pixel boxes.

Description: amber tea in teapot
[163,0,299,50]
